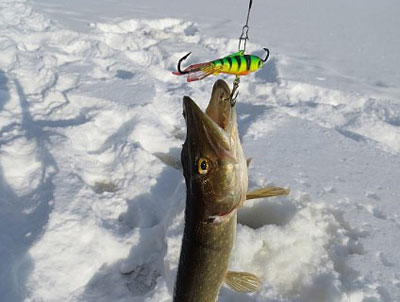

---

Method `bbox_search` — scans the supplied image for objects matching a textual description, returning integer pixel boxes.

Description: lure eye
[197,158,210,175]
[258,60,262,68]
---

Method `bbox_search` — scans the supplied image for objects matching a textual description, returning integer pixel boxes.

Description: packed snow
[1,0,399,302]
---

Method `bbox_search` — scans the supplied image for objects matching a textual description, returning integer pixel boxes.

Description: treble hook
[262,47,270,62]
[229,76,240,106]
[176,52,192,74]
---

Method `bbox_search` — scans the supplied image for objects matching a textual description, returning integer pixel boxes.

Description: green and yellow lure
[172,48,269,82]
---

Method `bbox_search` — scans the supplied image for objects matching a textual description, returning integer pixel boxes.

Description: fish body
[174,211,237,301]
[173,79,289,301]
[172,51,264,82]
[174,80,249,302]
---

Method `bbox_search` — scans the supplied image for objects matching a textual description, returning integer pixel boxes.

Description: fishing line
[231,0,254,104]
[238,0,253,53]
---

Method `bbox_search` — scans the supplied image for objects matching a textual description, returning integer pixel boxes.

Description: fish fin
[172,61,211,80]
[186,69,214,82]
[225,271,262,293]
[211,65,223,75]
[178,62,210,73]
[186,64,223,82]
[152,152,182,171]
[246,187,290,200]
[246,157,253,167]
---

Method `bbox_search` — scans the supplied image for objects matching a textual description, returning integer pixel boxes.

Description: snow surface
[1,0,400,302]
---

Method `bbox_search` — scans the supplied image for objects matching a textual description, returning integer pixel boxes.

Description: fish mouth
[183,80,233,153]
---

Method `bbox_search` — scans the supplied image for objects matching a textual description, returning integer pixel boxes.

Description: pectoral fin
[224,271,262,293]
[246,187,290,200]
[153,152,182,171]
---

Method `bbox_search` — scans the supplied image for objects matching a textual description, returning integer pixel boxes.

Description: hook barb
[176,52,192,74]
[261,48,270,62]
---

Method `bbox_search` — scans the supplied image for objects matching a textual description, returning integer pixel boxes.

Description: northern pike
[174,79,289,301]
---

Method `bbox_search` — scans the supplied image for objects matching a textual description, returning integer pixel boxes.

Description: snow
[0,0,399,301]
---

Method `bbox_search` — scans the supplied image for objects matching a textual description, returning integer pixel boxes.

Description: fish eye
[197,158,210,175]
[258,60,262,67]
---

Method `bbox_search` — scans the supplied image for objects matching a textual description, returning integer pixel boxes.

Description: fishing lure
[172,49,269,82]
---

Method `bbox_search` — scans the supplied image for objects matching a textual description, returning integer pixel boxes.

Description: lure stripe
[235,56,242,71]
[245,55,251,71]
[240,56,247,73]
[226,57,233,70]
[214,59,223,67]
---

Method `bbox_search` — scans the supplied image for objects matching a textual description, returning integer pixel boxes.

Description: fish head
[181,79,248,222]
